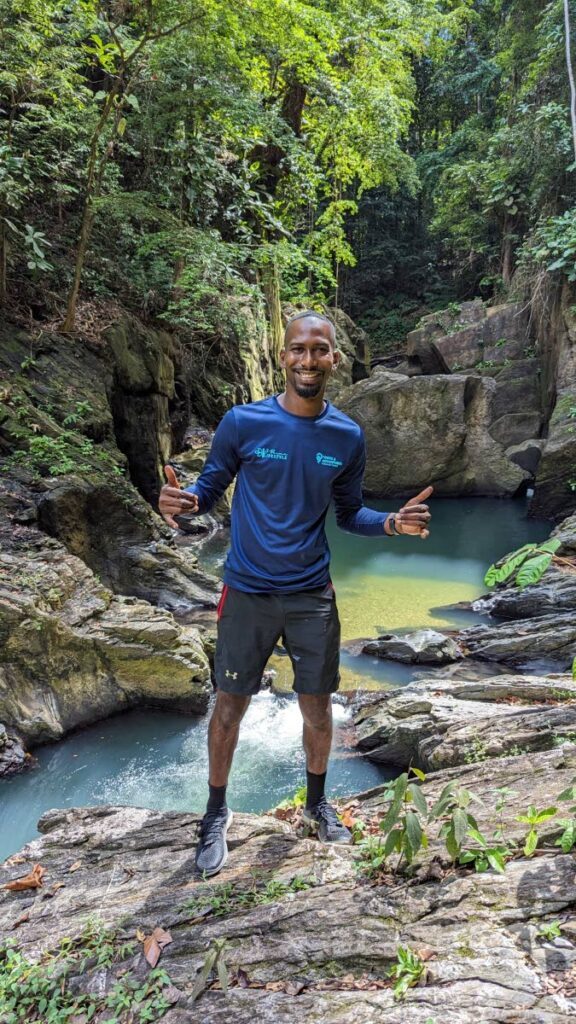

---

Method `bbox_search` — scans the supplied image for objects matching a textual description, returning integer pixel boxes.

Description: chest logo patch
[316,452,343,468]
[254,446,288,461]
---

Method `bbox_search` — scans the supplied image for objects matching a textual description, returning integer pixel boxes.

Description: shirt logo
[254,446,288,461]
[315,451,343,468]
[225,670,238,680]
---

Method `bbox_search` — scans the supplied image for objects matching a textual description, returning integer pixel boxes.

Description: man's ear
[279,347,286,369]
[332,349,341,367]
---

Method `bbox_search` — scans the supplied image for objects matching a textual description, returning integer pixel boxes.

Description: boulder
[0,723,27,776]
[473,569,576,621]
[354,674,576,769]
[406,300,531,372]
[531,388,576,521]
[35,476,219,612]
[489,411,542,447]
[363,629,463,664]
[337,368,529,496]
[0,526,212,747]
[506,438,545,475]
[2,748,576,1021]
[459,612,576,668]
[553,513,576,556]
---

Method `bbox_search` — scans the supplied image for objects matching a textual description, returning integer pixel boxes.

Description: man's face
[280,318,340,399]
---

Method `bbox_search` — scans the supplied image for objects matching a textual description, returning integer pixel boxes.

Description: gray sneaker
[195,807,233,876]
[302,798,352,844]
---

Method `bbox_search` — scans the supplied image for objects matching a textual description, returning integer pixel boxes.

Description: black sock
[306,770,326,809]
[207,783,227,813]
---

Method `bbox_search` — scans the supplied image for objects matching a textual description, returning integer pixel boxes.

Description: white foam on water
[93,694,352,813]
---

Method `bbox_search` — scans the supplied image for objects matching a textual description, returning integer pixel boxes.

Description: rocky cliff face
[0,478,212,760]
[338,366,530,496]
[527,283,576,519]
[336,296,575,515]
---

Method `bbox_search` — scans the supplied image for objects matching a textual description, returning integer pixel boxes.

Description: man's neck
[277,391,326,418]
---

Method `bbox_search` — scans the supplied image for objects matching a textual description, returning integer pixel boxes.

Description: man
[159,310,432,876]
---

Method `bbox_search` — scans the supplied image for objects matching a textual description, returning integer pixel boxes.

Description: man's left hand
[395,485,433,538]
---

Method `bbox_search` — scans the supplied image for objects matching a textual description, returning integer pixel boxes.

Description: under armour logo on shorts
[225,670,238,679]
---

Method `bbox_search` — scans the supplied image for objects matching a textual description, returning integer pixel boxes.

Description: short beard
[293,377,324,398]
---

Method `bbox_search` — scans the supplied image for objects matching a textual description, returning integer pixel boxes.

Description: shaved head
[284,310,336,346]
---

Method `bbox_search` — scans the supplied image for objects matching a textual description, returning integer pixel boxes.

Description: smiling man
[159,310,432,876]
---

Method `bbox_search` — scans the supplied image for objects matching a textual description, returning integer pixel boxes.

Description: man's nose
[301,349,316,367]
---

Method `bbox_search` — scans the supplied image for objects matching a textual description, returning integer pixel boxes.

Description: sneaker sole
[301,809,352,845]
[195,809,234,877]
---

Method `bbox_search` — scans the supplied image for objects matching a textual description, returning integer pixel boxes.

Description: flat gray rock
[354,674,576,769]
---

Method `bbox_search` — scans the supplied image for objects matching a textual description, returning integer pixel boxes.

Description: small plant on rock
[555,777,576,853]
[430,782,483,860]
[388,945,425,999]
[538,920,562,941]
[371,770,429,871]
[458,826,512,874]
[516,804,557,857]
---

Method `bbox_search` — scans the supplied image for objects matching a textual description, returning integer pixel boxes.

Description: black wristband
[387,514,400,535]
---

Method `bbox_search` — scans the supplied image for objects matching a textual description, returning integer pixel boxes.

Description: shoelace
[199,809,228,844]
[313,798,343,829]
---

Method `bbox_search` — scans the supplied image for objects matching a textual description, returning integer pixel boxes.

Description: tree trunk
[0,218,6,306]
[261,261,283,366]
[501,220,513,288]
[564,0,576,164]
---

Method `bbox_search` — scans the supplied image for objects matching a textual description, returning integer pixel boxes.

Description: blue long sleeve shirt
[185,396,390,592]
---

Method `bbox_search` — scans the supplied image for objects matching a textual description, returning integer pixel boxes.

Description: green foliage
[273,784,307,812]
[181,874,311,918]
[484,540,561,590]
[537,921,562,941]
[359,771,482,875]
[7,429,121,478]
[388,945,425,1000]
[516,804,558,857]
[62,400,93,427]
[522,209,576,281]
[0,920,173,1024]
[458,826,512,874]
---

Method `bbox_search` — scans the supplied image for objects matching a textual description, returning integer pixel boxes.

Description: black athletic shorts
[214,583,341,696]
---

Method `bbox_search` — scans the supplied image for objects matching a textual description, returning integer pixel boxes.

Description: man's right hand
[159,465,199,528]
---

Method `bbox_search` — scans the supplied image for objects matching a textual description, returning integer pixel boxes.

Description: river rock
[0,723,27,776]
[354,674,576,769]
[0,529,212,748]
[363,629,463,664]
[553,513,576,555]
[2,747,576,1021]
[473,569,576,621]
[337,369,529,496]
[459,613,576,668]
[35,475,219,613]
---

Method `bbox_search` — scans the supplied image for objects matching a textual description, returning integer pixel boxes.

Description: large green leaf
[404,810,423,855]
[484,544,536,587]
[452,808,470,849]
[515,552,554,589]
[407,783,428,818]
[486,850,506,873]
[523,829,538,857]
